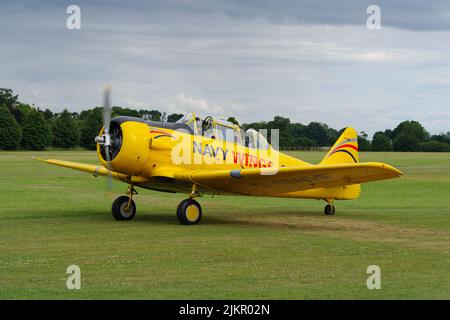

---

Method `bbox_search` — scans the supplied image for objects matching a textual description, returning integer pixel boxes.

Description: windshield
[175,113,248,145]
[176,112,201,135]
[202,116,243,144]
[175,113,193,124]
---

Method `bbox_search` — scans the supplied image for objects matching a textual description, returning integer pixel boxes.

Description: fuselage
[95,116,360,200]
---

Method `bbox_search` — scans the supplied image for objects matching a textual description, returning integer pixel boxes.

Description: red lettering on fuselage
[195,142,271,168]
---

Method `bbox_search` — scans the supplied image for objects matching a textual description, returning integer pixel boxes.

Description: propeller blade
[103,86,111,135]
[102,86,113,192]
[104,145,113,192]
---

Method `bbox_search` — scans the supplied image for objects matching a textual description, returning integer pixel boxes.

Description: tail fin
[320,127,361,200]
[321,127,359,165]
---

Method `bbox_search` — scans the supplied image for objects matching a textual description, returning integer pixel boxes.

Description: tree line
[1,88,449,152]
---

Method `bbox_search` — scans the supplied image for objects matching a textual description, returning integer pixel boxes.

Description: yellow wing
[33,157,147,184]
[174,162,403,196]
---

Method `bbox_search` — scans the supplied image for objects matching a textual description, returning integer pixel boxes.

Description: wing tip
[379,163,403,177]
[32,156,46,162]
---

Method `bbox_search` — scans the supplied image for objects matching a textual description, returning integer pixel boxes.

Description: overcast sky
[1,0,449,135]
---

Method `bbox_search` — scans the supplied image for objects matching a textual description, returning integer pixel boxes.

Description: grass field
[0,150,449,299]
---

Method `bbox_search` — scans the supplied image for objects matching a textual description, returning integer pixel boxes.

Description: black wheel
[112,196,136,221]
[324,204,335,216]
[177,198,202,225]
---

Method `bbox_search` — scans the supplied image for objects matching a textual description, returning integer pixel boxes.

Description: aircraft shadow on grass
[130,209,343,232]
[26,207,343,232]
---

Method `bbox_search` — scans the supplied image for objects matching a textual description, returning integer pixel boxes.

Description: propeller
[94,86,113,191]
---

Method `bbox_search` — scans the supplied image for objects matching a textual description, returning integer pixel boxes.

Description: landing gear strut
[112,185,137,221]
[176,184,203,225]
[324,203,336,216]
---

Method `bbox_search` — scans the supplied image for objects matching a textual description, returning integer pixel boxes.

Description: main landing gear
[176,184,203,225]
[176,198,202,225]
[324,201,336,216]
[112,185,137,221]
[111,184,203,225]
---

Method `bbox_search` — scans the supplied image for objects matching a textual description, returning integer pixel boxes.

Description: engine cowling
[97,119,150,175]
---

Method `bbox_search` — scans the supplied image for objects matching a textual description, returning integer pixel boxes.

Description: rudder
[320,127,360,200]
[320,127,359,165]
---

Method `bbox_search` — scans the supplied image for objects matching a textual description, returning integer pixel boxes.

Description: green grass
[0,150,449,299]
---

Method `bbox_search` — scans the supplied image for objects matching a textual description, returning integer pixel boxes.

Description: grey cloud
[3,0,450,31]
[0,1,449,136]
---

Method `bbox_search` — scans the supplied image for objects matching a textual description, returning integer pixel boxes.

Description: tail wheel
[324,204,336,216]
[112,195,136,221]
[177,198,202,225]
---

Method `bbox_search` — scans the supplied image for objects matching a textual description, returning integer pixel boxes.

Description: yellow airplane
[35,90,402,225]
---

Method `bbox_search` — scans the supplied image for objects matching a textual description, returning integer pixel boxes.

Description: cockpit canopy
[245,128,269,150]
[176,112,269,150]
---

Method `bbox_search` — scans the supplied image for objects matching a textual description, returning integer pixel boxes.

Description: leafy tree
[167,113,184,122]
[79,108,103,150]
[0,104,22,150]
[112,106,139,117]
[371,131,392,151]
[430,132,450,145]
[294,136,315,147]
[327,128,339,145]
[384,129,393,140]
[392,121,428,143]
[52,109,80,148]
[42,108,54,120]
[21,108,52,150]
[148,110,162,121]
[358,131,371,151]
[0,88,18,112]
[393,132,419,152]
[290,123,307,136]
[290,123,307,145]
[306,122,330,146]
[265,116,292,147]
[419,141,450,152]
[288,123,311,147]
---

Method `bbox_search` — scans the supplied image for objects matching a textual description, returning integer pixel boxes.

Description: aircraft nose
[99,121,123,162]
